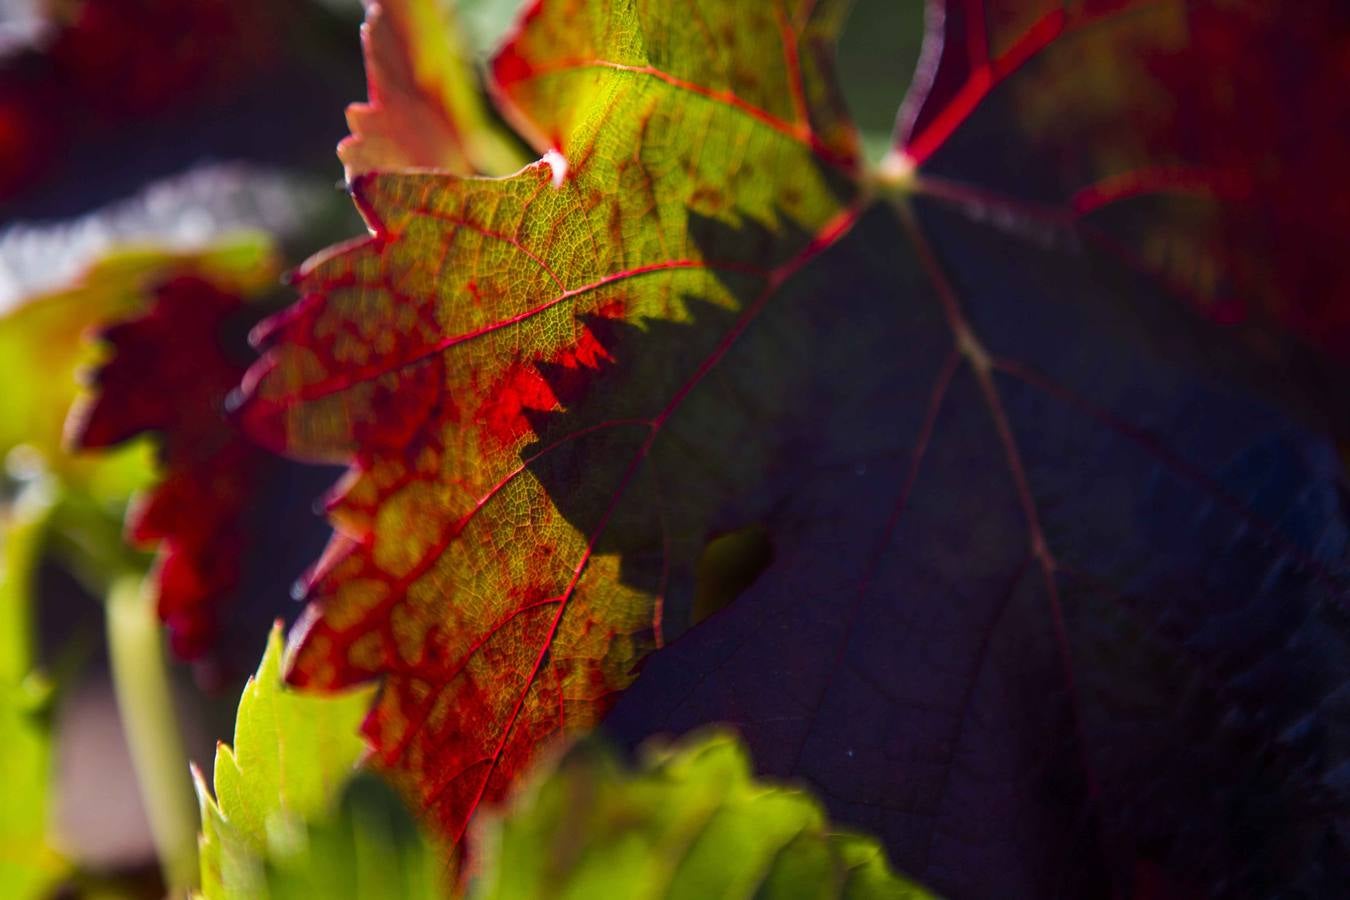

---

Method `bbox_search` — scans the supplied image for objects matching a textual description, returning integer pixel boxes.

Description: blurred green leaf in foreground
[472,732,935,900]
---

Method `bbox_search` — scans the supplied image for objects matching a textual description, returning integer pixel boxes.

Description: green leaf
[470,732,936,900]
[260,774,446,900]
[195,622,376,899]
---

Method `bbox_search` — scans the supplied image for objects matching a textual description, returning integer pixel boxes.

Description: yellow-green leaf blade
[197,623,376,899]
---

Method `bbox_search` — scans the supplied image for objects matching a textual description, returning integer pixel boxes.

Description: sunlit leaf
[256,774,446,900]
[244,0,859,849]
[246,1,1350,894]
[195,622,376,899]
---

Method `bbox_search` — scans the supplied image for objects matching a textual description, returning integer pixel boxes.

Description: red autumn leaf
[243,0,861,847]
[245,0,1350,894]
[68,253,279,660]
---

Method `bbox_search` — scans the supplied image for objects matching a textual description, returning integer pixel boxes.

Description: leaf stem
[1,481,54,685]
[0,481,70,896]
[105,574,198,896]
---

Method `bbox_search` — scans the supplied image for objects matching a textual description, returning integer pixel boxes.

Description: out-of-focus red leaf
[68,260,278,659]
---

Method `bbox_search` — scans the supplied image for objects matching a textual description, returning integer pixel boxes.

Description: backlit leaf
[246,1,1350,894]
[196,622,376,899]
[339,0,528,178]
[254,774,445,900]
[0,250,159,502]
[244,0,859,847]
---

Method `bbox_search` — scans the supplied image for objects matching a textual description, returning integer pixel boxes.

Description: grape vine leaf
[244,0,1350,895]
[249,773,447,900]
[0,241,285,604]
[339,0,527,178]
[242,0,859,847]
[472,730,932,899]
[195,622,376,899]
[63,238,283,658]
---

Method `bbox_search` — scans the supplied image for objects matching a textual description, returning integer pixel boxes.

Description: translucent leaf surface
[247,2,1350,894]
[196,623,376,899]
[339,0,527,178]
